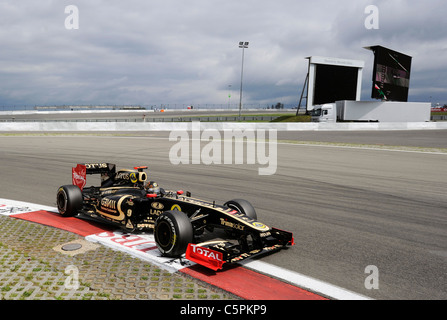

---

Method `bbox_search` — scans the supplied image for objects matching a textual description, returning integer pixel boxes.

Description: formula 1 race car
[57,163,294,270]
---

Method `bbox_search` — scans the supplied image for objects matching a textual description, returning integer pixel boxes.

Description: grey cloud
[0,0,446,108]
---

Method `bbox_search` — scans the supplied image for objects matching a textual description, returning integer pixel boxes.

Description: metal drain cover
[62,243,83,251]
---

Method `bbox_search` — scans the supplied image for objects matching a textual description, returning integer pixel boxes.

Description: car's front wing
[185,228,294,271]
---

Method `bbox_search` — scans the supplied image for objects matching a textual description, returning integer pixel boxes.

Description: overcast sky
[0,0,446,109]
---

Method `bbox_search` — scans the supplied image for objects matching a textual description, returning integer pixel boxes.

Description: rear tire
[154,210,193,257]
[224,199,257,220]
[57,185,83,217]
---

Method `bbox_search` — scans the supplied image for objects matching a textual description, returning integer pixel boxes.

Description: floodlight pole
[238,41,249,121]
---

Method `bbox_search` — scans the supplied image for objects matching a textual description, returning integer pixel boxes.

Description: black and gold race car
[57,163,294,270]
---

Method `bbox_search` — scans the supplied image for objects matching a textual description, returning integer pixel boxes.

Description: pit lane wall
[1,121,447,131]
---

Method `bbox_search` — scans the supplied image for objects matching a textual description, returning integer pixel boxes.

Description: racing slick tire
[154,210,193,258]
[224,199,257,220]
[57,185,83,217]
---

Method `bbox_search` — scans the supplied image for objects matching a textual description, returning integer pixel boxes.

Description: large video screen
[313,64,359,105]
[369,46,412,102]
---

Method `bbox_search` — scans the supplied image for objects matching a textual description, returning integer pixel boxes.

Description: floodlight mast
[238,41,249,121]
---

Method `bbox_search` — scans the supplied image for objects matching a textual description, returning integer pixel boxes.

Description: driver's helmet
[145,181,160,194]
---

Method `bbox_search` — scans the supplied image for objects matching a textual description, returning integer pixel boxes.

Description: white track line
[241,260,372,300]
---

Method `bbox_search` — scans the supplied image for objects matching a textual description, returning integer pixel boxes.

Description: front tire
[154,210,193,257]
[57,185,83,217]
[224,199,257,220]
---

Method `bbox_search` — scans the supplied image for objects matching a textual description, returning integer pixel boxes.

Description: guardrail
[0,116,281,122]
[146,116,280,122]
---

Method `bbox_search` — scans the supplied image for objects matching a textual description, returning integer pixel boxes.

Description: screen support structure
[296,72,309,115]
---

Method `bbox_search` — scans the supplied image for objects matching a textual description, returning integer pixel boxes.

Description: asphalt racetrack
[1,130,446,300]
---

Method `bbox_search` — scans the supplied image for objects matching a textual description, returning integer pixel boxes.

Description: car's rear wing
[72,163,116,190]
[84,163,116,175]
